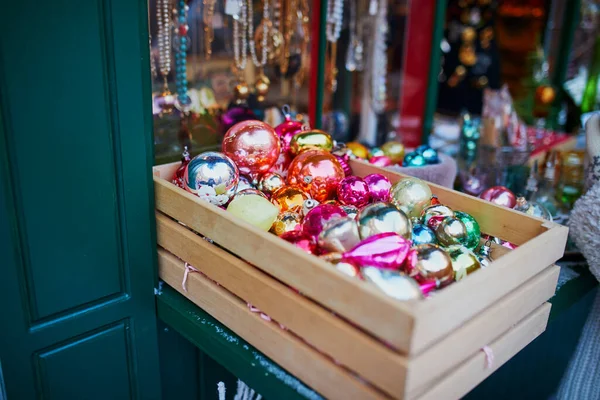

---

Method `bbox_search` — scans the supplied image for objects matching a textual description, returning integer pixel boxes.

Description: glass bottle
[532,150,561,217]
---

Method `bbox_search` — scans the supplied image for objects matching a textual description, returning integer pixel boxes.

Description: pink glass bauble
[363,173,392,202]
[302,204,347,238]
[281,230,317,254]
[269,151,292,177]
[480,186,517,208]
[336,176,371,208]
[287,150,345,202]
[334,154,352,176]
[369,155,393,167]
[342,232,411,270]
[172,147,191,189]
[222,120,281,179]
[220,106,259,134]
[275,118,305,152]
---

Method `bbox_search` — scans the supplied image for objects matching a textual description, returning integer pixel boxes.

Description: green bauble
[454,211,481,250]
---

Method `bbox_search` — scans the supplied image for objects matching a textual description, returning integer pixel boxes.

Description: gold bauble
[318,216,361,253]
[435,217,469,247]
[357,202,412,240]
[270,211,302,236]
[411,244,454,286]
[270,186,309,212]
[289,130,334,155]
[258,172,285,195]
[446,245,481,281]
[234,82,250,101]
[346,142,369,159]
[255,74,271,102]
[462,27,477,43]
[381,141,405,164]
[390,177,433,218]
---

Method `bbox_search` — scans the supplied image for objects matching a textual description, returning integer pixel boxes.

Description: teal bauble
[412,224,438,246]
[454,211,481,250]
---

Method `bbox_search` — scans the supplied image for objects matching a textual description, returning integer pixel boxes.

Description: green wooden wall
[0,0,162,398]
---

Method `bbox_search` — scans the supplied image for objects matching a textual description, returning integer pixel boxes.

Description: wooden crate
[153,159,567,398]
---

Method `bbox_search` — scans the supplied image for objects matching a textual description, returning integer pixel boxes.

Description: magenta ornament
[363,173,392,202]
[281,230,317,254]
[336,176,371,208]
[342,232,411,270]
[275,118,305,153]
[220,106,259,134]
[334,154,352,176]
[302,204,347,238]
[369,155,393,167]
[480,186,517,208]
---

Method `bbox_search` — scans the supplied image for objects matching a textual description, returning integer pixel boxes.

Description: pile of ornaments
[345,141,440,168]
[172,117,489,301]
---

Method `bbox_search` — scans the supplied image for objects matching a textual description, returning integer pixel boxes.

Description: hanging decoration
[174,0,191,112]
[155,0,176,115]
[325,0,344,92]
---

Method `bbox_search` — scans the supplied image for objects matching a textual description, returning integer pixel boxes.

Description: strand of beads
[174,0,191,112]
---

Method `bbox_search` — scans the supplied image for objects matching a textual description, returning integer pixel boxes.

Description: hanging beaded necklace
[156,0,176,115]
[325,0,344,92]
[174,0,191,112]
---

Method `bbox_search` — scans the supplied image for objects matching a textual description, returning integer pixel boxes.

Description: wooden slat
[413,303,552,400]
[153,174,416,351]
[406,266,559,396]
[157,250,389,400]
[156,214,407,398]
[409,224,567,355]
[157,214,558,397]
[350,159,549,245]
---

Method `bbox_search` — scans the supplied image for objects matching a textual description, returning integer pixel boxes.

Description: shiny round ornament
[254,75,270,101]
[363,174,392,202]
[454,211,481,249]
[435,217,469,247]
[403,153,427,167]
[233,82,251,101]
[287,150,345,202]
[302,199,320,216]
[358,202,412,240]
[362,267,423,301]
[412,224,438,245]
[220,106,259,134]
[404,244,453,286]
[446,245,481,281]
[340,205,358,220]
[275,118,305,152]
[422,204,455,230]
[336,176,371,208]
[302,204,347,238]
[342,232,411,270]
[184,152,239,206]
[281,230,317,254]
[258,172,285,196]
[334,153,352,177]
[227,194,279,231]
[172,147,191,189]
[369,147,384,158]
[222,120,280,179]
[390,177,433,218]
[270,211,302,236]
[369,155,393,167]
[514,197,553,221]
[271,186,310,212]
[289,130,334,155]
[235,176,254,193]
[318,216,361,253]
[346,142,369,159]
[421,147,440,164]
[232,188,268,201]
[269,151,292,178]
[480,186,517,208]
[381,141,405,164]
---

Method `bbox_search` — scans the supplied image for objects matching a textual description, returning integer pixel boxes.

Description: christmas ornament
[270,186,309,212]
[430,196,441,205]
[342,232,411,270]
[369,155,393,167]
[404,244,453,287]
[390,177,433,218]
[287,150,345,202]
[412,224,438,246]
[173,0,191,112]
[446,245,481,281]
[270,211,302,236]
[363,174,392,202]
[362,267,423,301]
[258,172,285,196]
[302,199,320,216]
[222,120,280,179]
[184,152,240,206]
[417,145,440,164]
[289,130,334,155]
[227,194,279,231]
[236,176,254,193]
[435,217,469,247]
[333,261,362,279]
[346,142,369,159]
[281,230,317,254]
[480,186,517,208]
[476,239,493,267]
[155,0,175,116]
[233,188,268,202]
[369,147,384,158]
[172,146,191,189]
[269,151,292,177]
[220,106,259,134]
[514,197,552,221]
[381,141,405,164]
[318,216,361,253]
[276,119,305,153]
[340,205,358,220]
[336,176,371,208]
[402,152,427,167]
[334,153,352,176]
[454,211,481,249]
[422,204,455,230]
[357,202,412,240]
[302,204,347,238]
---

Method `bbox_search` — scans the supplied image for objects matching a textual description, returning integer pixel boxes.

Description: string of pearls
[157,0,173,81]
[371,0,387,113]
[326,0,344,43]
[248,0,269,68]
[233,0,249,71]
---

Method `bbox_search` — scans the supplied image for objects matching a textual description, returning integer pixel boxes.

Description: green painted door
[0,0,161,398]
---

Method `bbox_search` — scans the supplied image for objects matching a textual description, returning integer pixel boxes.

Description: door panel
[0,0,161,398]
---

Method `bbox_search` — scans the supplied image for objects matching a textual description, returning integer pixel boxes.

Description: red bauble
[480,186,517,208]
